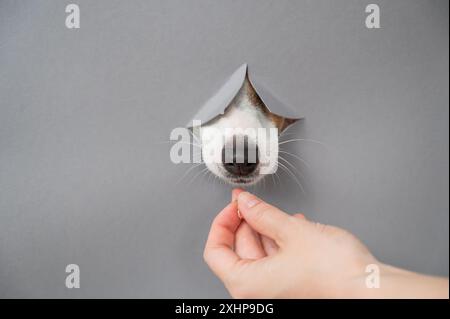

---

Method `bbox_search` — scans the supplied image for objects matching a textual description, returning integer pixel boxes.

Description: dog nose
[222,144,259,176]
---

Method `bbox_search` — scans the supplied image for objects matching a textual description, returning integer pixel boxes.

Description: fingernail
[231,200,242,219]
[238,192,260,209]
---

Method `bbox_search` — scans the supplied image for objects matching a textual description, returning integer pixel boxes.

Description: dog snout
[221,142,259,176]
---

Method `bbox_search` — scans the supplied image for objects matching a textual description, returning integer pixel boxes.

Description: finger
[235,221,266,259]
[261,235,279,256]
[204,201,242,279]
[261,214,308,256]
[237,192,294,245]
[232,188,245,219]
[231,188,245,202]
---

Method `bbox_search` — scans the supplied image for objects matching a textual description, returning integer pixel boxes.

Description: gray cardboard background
[0,0,448,298]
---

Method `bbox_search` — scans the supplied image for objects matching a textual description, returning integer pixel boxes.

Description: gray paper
[187,63,302,127]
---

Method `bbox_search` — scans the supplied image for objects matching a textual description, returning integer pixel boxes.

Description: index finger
[203,201,242,280]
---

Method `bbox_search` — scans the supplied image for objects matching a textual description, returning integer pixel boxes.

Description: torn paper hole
[186,63,303,130]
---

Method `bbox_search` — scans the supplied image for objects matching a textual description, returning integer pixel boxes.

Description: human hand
[203,190,449,298]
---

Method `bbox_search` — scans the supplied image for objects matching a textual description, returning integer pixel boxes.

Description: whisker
[270,173,277,187]
[175,163,204,185]
[205,170,213,184]
[278,156,306,180]
[276,161,305,194]
[278,138,329,149]
[278,122,300,137]
[201,167,211,182]
[278,132,299,140]
[187,167,209,186]
[212,171,220,189]
[278,155,310,188]
[273,170,282,186]
[278,150,310,169]
[277,163,304,194]
[188,129,202,145]
[156,140,201,148]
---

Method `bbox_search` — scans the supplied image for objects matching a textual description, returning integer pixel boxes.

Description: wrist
[339,262,449,299]
[335,260,389,298]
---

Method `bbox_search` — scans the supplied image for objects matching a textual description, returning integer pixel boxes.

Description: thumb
[237,192,294,245]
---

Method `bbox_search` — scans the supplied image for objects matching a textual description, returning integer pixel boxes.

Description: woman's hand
[203,190,449,298]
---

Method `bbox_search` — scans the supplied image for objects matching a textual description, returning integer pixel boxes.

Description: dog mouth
[221,170,261,186]
[229,177,257,185]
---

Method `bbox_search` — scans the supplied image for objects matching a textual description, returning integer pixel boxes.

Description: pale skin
[203,189,449,299]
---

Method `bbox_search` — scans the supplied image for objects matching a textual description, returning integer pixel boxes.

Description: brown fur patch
[240,72,299,132]
[221,68,300,133]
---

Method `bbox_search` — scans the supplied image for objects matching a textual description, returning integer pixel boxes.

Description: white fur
[198,95,278,185]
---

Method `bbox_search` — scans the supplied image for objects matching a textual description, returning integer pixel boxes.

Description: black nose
[222,143,259,176]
